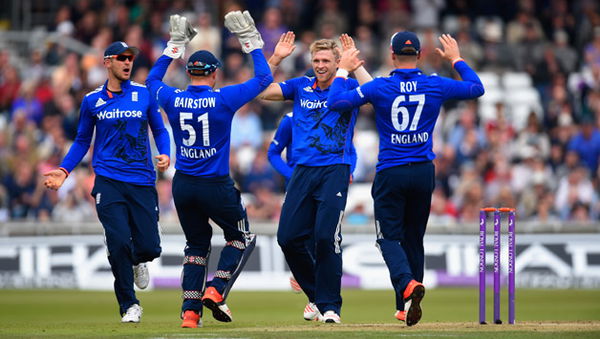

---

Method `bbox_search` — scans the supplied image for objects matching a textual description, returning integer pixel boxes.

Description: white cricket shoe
[121,304,142,323]
[322,310,341,323]
[303,302,322,321]
[133,263,149,289]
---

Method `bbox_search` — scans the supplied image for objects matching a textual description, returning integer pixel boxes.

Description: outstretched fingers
[282,31,295,44]
[340,33,355,51]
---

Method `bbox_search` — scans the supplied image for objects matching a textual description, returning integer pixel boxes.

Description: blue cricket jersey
[327,61,484,171]
[146,50,273,177]
[279,76,359,167]
[60,80,171,186]
[268,112,358,180]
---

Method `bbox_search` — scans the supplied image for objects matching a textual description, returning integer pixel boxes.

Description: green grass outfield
[1,288,599,338]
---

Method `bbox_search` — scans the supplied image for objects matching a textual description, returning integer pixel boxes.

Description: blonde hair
[309,39,340,60]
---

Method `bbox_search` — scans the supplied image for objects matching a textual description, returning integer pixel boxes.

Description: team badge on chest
[132,91,138,102]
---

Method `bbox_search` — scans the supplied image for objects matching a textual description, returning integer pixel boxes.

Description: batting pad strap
[183,255,207,266]
[226,240,246,250]
[214,270,232,280]
[182,290,202,300]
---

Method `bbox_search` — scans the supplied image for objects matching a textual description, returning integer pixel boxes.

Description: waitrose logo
[97,109,143,120]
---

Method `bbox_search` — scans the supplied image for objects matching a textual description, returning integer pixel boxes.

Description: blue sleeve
[440,60,485,100]
[278,77,305,101]
[327,76,373,111]
[59,97,94,172]
[220,49,274,112]
[146,55,179,108]
[267,116,294,179]
[147,93,171,157]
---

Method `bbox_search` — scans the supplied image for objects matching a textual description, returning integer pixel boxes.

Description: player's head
[103,41,139,81]
[390,31,420,64]
[309,39,340,85]
[186,50,221,86]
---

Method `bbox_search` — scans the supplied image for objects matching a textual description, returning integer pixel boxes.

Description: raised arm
[339,34,373,85]
[259,31,296,101]
[435,34,485,99]
[326,47,370,111]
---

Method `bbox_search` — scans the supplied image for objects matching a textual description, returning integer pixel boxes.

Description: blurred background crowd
[0,0,599,225]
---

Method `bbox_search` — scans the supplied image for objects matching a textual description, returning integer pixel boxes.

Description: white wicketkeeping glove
[163,14,197,59]
[224,10,264,53]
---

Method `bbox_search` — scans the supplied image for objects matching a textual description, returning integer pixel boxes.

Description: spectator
[258,8,288,59]
[568,117,600,174]
[0,65,21,113]
[231,103,263,150]
[11,81,44,126]
[553,30,578,74]
[188,12,221,58]
[513,112,551,160]
[554,166,597,220]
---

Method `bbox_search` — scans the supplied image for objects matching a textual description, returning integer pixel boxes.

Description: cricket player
[146,12,272,328]
[259,32,368,323]
[268,108,359,295]
[327,32,485,326]
[43,41,171,323]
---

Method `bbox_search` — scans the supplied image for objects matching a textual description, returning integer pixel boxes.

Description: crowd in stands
[0,0,599,225]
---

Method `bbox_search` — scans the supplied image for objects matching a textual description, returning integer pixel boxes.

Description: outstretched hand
[339,34,355,51]
[338,47,364,73]
[43,169,67,191]
[435,34,461,63]
[163,14,196,59]
[272,31,296,62]
[224,10,264,53]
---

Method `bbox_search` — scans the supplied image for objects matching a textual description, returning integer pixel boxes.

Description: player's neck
[191,79,213,87]
[393,61,418,69]
[317,76,334,90]
[106,76,124,92]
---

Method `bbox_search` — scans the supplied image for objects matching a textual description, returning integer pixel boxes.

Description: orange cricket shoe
[395,310,406,322]
[180,310,201,328]
[402,280,425,326]
[202,286,233,322]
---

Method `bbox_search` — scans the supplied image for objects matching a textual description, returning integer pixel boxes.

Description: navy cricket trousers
[92,175,161,315]
[172,172,251,314]
[277,164,350,315]
[371,161,435,311]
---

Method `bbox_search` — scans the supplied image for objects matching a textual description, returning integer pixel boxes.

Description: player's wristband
[335,69,349,78]
[59,167,70,177]
[452,58,464,67]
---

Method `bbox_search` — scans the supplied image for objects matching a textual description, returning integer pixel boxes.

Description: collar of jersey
[310,78,326,92]
[390,68,422,76]
[102,79,131,98]
[187,85,212,91]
